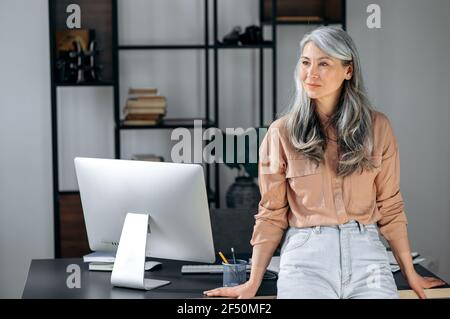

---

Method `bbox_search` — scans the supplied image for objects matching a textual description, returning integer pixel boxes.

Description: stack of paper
[83,251,116,272]
[267,256,281,274]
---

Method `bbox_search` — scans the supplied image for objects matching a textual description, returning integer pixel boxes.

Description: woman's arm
[388,236,415,277]
[376,115,445,298]
[205,125,288,298]
[388,236,445,299]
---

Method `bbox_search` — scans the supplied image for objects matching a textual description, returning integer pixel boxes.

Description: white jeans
[277,220,399,299]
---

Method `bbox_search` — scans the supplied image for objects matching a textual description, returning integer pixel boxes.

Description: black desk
[22,257,277,299]
[22,257,449,299]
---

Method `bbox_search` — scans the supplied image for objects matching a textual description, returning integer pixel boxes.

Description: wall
[0,0,448,298]
[0,0,54,298]
[347,0,450,282]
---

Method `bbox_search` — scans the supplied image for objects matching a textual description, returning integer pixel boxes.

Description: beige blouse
[250,110,408,247]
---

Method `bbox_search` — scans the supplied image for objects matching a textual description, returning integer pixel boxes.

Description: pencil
[218,251,229,264]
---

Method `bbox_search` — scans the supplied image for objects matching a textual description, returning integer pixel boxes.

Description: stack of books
[123,88,167,126]
[83,251,116,272]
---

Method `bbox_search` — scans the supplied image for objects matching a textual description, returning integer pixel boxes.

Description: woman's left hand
[406,271,446,299]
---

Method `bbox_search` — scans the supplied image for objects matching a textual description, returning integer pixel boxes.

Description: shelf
[119,43,274,50]
[59,191,80,195]
[207,188,216,203]
[120,118,216,130]
[49,0,284,257]
[262,0,345,25]
[262,18,344,25]
[56,81,115,87]
[214,42,274,49]
[119,44,206,50]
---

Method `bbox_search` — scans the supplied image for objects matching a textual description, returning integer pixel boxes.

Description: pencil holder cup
[222,259,247,287]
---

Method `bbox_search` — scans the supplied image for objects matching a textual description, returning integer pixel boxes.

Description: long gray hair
[283,26,378,177]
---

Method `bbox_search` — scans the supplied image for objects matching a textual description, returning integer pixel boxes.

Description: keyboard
[181,264,252,274]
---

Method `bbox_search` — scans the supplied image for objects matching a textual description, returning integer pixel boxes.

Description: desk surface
[22,257,276,299]
[22,257,449,299]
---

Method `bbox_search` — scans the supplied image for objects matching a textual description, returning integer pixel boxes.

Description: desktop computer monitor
[74,157,216,264]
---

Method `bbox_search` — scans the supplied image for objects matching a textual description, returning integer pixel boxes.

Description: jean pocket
[281,228,312,254]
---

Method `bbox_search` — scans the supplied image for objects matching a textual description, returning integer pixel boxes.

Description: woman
[204,26,445,299]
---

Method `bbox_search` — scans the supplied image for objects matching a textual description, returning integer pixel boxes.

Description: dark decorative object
[226,176,261,209]
[222,128,268,209]
[238,25,263,45]
[221,26,242,45]
[219,25,264,46]
[55,29,103,83]
[84,40,103,82]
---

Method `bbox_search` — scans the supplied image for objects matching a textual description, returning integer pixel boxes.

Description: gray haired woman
[205,26,445,299]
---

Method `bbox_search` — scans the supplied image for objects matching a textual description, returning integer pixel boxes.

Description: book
[83,251,116,263]
[123,119,161,126]
[126,98,167,108]
[129,95,165,100]
[131,96,165,100]
[123,107,166,115]
[125,114,163,121]
[128,88,158,95]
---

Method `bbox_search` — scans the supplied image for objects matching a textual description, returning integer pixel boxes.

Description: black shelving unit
[48,0,277,258]
[49,0,345,258]
[261,0,346,29]
[113,0,278,209]
[49,0,118,258]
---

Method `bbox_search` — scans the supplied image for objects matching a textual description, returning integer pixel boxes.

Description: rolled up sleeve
[250,126,289,247]
[375,118,408,241]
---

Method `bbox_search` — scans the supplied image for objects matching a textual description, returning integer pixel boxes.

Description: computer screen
[74,157,216,264]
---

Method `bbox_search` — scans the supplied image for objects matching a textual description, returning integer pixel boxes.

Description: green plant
[222,127,267,179]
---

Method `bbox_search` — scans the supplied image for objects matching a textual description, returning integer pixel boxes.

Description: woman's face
[299,41,352,101]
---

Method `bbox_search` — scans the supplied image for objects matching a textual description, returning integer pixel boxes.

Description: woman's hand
[406,270,446,299]
[203,281,259,299]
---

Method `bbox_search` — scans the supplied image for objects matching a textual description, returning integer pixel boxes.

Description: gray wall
[0,0,54,298]
[348,0,450,282]
[0,0,448,298]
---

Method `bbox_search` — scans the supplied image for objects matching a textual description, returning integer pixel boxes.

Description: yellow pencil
[218,251,229,264]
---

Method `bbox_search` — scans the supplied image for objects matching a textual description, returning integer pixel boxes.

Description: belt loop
[359,221,366,233]
[314,225,321,234]
[356,221,362,233]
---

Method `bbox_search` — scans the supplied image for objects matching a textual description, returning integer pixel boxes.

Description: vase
[226,176,261,209]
